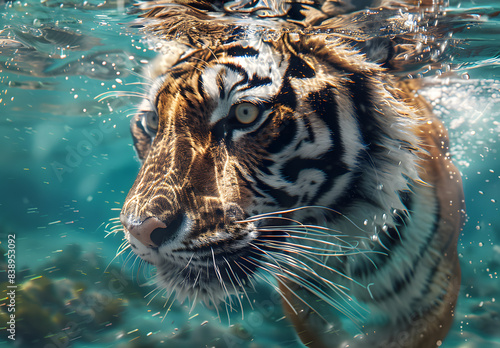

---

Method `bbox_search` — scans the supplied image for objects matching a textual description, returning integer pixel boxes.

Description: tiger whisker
[141,260,155,282]
[256,223,362,239]
[117,239,130,253]
[233,260,257,292]
[189,290,199,314]
[145,284,165,306]
[256,231,363,252]
[189,56,212,69]
[241,205,367,233]
[249,242,284,273]
[240,256,343,320]
[256,233,370,252]
[204,45,220,64]
[237,257,295,310]
[122,249,138,275]
[105,227,125,238]
[161,290,176,323]
[192,269,201,290]
[251,256,364,323]
[273,275,325,318]
[249,246,366,317]
[224,257,253,313]
[104,218,122,232]
[256,239,378,258]
[125,68,155,83]
[129,253,145,283]
[120,107,143,116]
[162,289,173,308]
[237,215,306,227]
[125,81,154,87]
[224,297,231,325]
[223,260,245,318]
[104,244,130,273]
[108,223,125,231]
[95,90,148,102]
[258,249,363,292]
[179,267,192,288]
[256,224,341,236]
[136,258,146,283]
[187,60,205,74]
[257,231,363,250]
[181,252,196,271]
[209,293,222,322]
[239,205,342,221]
[211,247,233,312]
[114,243,129,258]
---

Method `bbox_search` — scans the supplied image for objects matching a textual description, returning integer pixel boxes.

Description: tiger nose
[120,213,184,248]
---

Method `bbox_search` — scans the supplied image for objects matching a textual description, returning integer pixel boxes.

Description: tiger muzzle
[120,213,184,248]
[120,201,248,250]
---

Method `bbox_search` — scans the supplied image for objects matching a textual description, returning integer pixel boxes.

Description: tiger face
[120,34,424,307]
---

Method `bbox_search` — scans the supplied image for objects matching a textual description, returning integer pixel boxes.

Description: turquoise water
[0,0,499,347]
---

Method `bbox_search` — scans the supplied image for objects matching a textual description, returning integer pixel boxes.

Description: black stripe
[306,87,342,154]
[216,71,226,99]
[260,159,274,176]
[262,78,298,154]
[224,63,249,96]
[408,262,442,313]
[308,73,396,212]
[361,197,441,302]
[241,74,272,91]
[273,78,296,110]
[170,67,188,80]
[281,159,322,183]
[253,174,299,208]
[348,73,385,155]
[350,190,414,278]
[266,117,297,154]
[226,45,259,57]
[197,72,206,99]
[286,54,316,79]
[180,86,199,110]
[223,63,248,79]
[234,166,265,199]
[305,87,349,204]
[305,122,315,144]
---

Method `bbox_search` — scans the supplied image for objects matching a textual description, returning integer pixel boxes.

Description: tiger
[119,1,465,347]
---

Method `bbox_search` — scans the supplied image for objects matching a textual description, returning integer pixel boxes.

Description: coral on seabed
[0,243,128,346]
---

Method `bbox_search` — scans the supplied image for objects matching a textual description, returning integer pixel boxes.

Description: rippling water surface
[0,0,499,347]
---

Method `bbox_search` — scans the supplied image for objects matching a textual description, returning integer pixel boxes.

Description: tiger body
[120,12,464,347]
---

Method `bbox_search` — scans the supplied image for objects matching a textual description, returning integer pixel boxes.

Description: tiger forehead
[201,44,287,124]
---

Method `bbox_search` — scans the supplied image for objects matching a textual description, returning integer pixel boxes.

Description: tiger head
[120,34,421,305]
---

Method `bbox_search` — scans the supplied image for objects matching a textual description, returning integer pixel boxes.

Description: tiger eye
[145,111,159,132]
[235,103,259,124]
